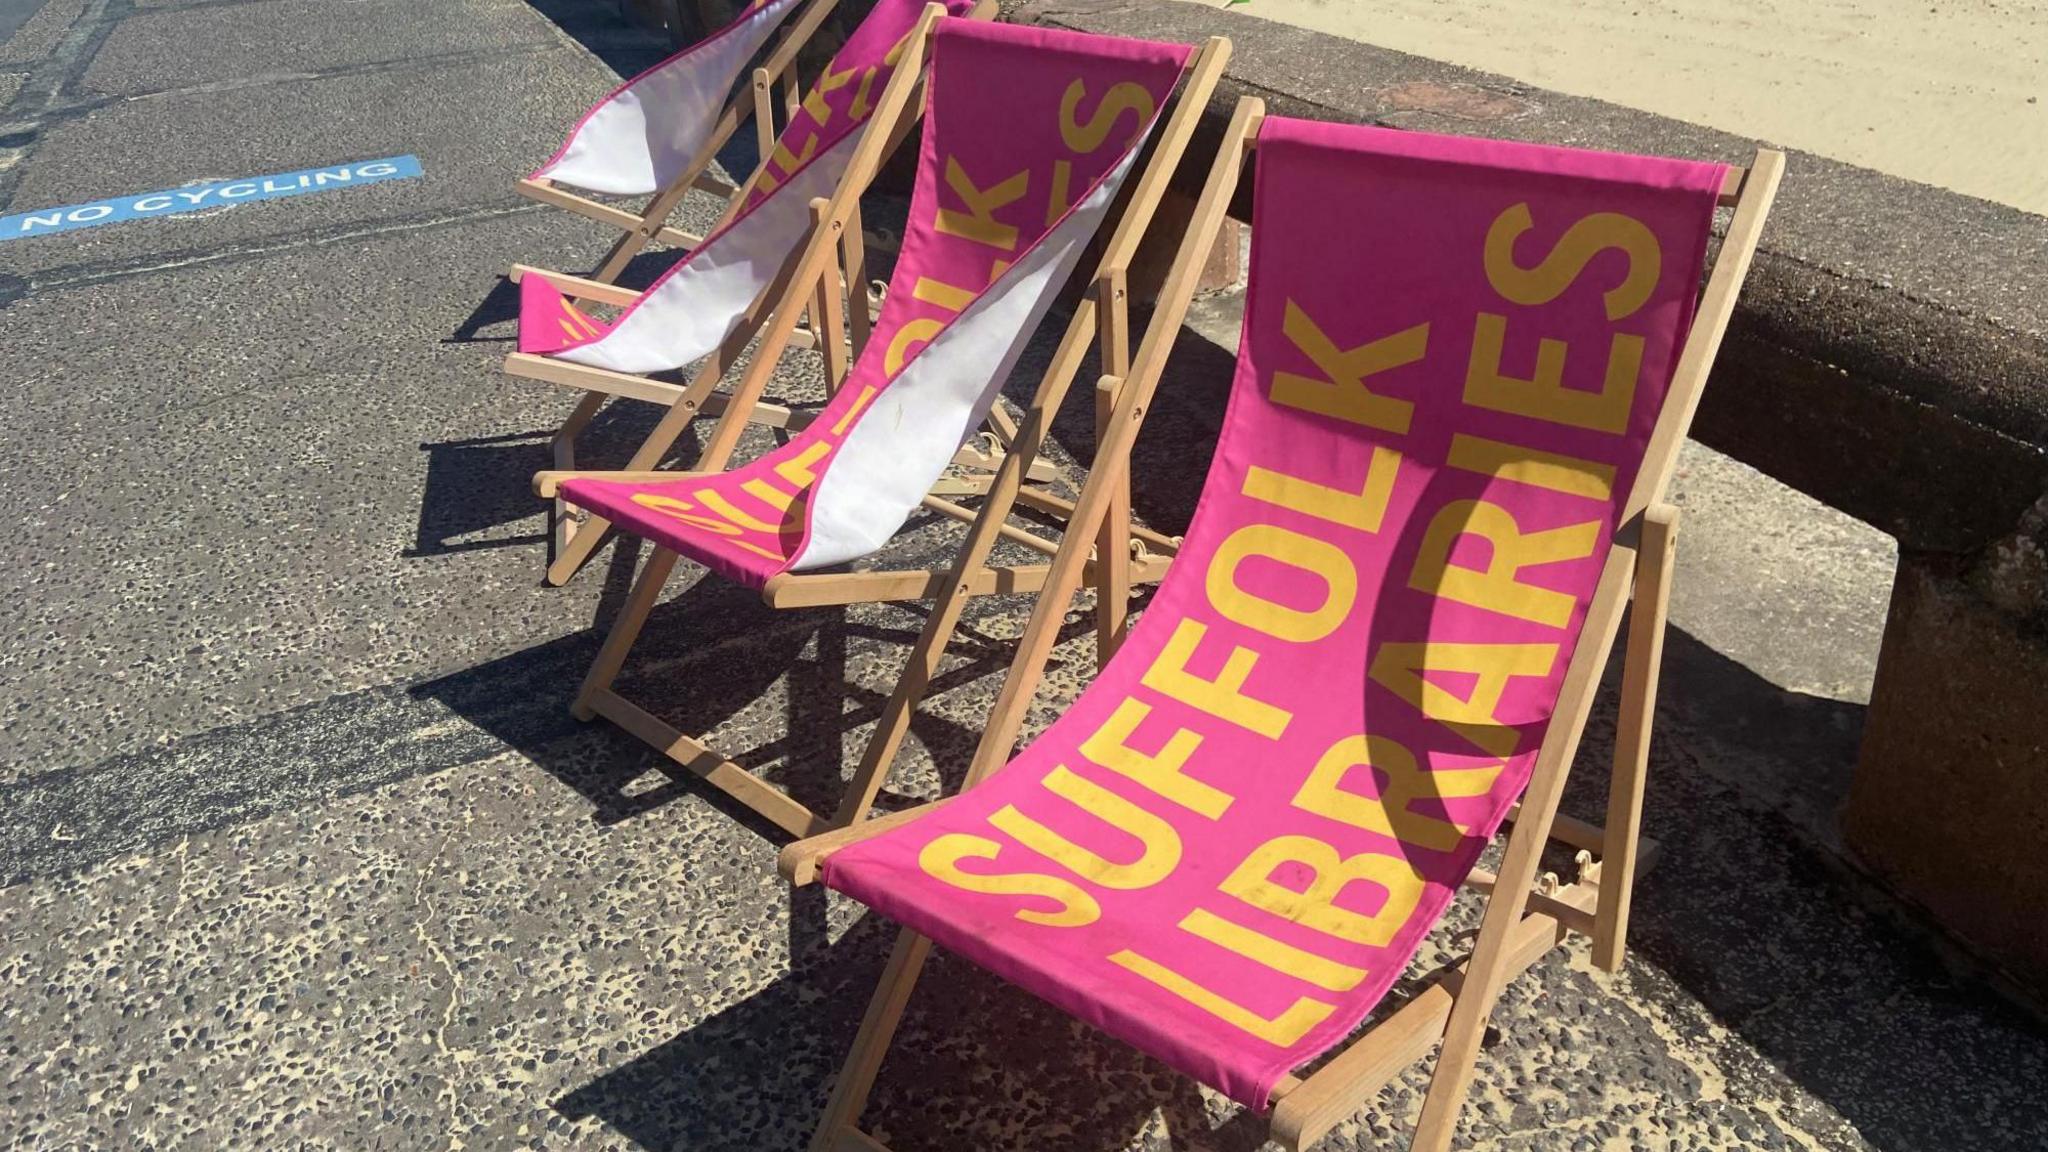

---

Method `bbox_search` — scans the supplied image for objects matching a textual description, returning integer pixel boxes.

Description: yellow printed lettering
[799,55,862,126]
[1447,433,1613,501]
[1294,735,1501,854]
[1244,447,1402,533]
[1058,79,1156,153]
[910,275,976,313]
[1207,524,1357,644]
[1274,301,1426,434]
[1464,313,1645,434]
[828,387,878,437]
[918,834,1100,927]
[934,158,1027,252]
[1367,641,1558,756]
[738,478,801,529]
[770,132,818,176]
[1079,698,1231,819]
[1409,500,1600,627]
[692,489,778,532]
[1483,203,1662,321]
[628,493,739,536]
[1220,835,1426,948]
[625,494,782,558]
[847,66,879,122]
[1142,618,1293,740]
[1046,159,1073,228]
[772,440,833,488]
[684,442,832,540]
[1108,948,1334,1045]
[987,767,1182,890]
[881,27,913,67]
[885,316,945,374]
[1179,908,1367,993]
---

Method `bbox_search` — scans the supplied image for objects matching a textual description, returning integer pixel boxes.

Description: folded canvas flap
[819,116,1726,1111]
[530,0,808,196]
[521,0,975,371]
[561,20,1196,585]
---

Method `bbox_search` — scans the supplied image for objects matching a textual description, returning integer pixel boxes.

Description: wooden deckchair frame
[507,0,1048,583]
[514,0,843,285]
[528,19,1233,842]
[779,95,1785,1152]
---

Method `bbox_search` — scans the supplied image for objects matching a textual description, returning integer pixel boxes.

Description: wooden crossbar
[757,551,1171,609]
[513,177,704,251]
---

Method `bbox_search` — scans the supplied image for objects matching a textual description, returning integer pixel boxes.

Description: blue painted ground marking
[0,155,424,242]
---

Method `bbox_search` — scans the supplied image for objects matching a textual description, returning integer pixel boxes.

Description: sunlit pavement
[1,1,2043,1148]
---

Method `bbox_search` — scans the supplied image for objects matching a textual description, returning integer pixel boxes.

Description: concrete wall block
[1848,553,2048,995]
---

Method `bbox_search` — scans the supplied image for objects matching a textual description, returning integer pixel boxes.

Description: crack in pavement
[410,799,474,1151]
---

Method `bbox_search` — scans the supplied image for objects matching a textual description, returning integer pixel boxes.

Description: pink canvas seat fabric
[819,116,1727,1110]
[529,0,805,197]
[519,0,975,372]
[558,21,1195,588]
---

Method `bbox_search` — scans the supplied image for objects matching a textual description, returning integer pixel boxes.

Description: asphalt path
[0,0,45,45]
[1,1,2044,1149]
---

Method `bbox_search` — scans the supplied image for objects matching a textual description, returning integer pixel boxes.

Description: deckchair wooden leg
[753,67,778,172]
[572,547,680,721]
[810,929,935,1152]
[842,204,872,362]
[811,198,851,392]
[552,392,608,555]
[1595,504,1678,972]
[827,582,975,826]
[1408,548,1633,1152]
[1091,269,1132,667]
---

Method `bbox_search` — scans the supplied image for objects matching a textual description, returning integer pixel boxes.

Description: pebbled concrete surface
[1,0,2045,1150]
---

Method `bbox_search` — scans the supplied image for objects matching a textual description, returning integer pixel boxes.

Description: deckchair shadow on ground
[507,0,1035,582]
[528,17,1232,840]
[549,905,1273,1152]
[780,98,1784,1151]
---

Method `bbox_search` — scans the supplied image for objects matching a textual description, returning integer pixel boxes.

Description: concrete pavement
[1,0,2044,1149]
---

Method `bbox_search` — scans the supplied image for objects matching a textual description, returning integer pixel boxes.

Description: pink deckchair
[514,0,833,284]
[530,19,1231,839]
[507,0,1018,583]
[781,97,1783,1151]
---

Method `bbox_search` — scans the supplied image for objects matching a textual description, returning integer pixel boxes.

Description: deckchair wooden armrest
[508,263,643,307]
[533,468,709,497]
[512,179,706,251]
[781,798,956,885]
[504,353,690,405]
